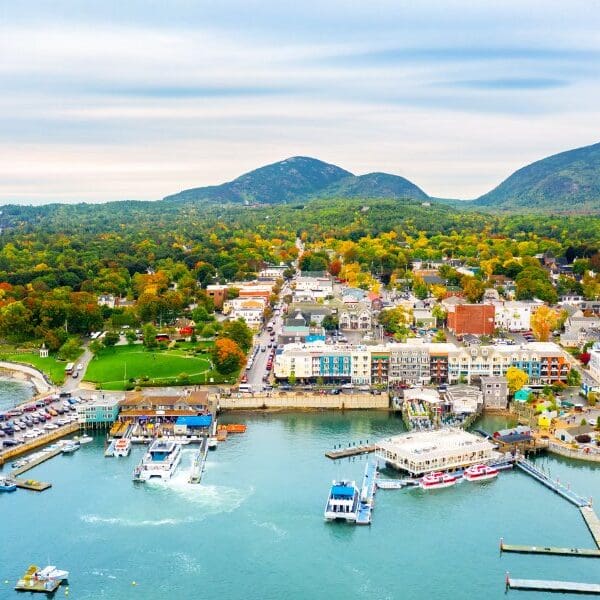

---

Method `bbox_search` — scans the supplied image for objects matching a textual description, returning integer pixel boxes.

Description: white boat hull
[133,446,182,482]
[464,472,498,482]
[420,480,457,490]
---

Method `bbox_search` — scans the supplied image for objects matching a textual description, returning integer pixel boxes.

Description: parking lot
[0,393,83,451]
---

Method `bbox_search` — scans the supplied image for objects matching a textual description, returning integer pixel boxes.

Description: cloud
[0,3,600,203]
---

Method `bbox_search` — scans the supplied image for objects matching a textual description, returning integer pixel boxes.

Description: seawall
[218,392,389,410]
[0,361,52,394]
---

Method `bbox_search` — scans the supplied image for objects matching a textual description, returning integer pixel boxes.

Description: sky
[1,1,600,204]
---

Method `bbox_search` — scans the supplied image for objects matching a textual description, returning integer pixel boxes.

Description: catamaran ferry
[132,440,182,482]
[324,480,360,522]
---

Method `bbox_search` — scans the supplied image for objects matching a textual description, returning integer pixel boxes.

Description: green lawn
[83,344,229,390]
[4,352,67,385]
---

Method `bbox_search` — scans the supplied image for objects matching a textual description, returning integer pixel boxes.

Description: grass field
[4,352,67,385]
[83,344,229,390]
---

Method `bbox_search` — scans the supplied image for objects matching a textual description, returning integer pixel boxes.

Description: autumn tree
[212,337,245,374]
[461,276,485,303]
[221,319,253,353]
[506,366,529,394]
[531,306,559,342]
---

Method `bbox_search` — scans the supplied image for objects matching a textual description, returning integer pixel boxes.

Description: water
[0,378,34,412]
[2,411,600,599]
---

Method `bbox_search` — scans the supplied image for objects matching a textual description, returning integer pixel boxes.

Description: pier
[188,437,209,484]
[11,447,63,477]
[506,575,600,594]
[515,458,589,507]
[356,460,377,525]
[325,444,376,460]
[500,539,600,558]
[580,506,600,548]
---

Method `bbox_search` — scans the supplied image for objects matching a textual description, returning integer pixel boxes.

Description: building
[223,297,267,329]
[493,301,538,332]
[77,396,121,426]
[446,304,495,336]
[258,264,287,279]
[295,275,333,298]
[97,294,116,309]
[479,376,509,409]
[173,414,213,435]
[338,300,372,331]
[554,424,595,444]
[413,309,436,329]
[445,384,483,414]
[206,284,228,310]
[118,391,209,424]
[389,343,431,385]
[588,342,600,381]
[375,428,496,476]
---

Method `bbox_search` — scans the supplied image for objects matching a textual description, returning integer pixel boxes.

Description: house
[413,309,436,329]
[493,300,539,332]
[514,387,533,402]
[555,424,596,444]
[338,301,372,331]
[446,304,495,336]
[258,264,288,279]
[97,294,116,309]
[479,376,508,409]
[587,342,600,381]
[206,284,228,310]
[224,297,267,329]
[560,311,600,347]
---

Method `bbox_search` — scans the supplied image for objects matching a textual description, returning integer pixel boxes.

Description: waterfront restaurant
[375,428,496,476]
[117,391,209,427]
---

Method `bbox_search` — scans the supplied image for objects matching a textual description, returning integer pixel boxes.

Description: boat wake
[80,514,198,527]
[252,519,288,538]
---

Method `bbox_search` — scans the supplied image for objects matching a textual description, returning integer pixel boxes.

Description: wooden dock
[325,444,376,460]
[13,479,52,491]
[10,447,63,477]
[581,506,600,548]
[500,540,600,558]
[506,576,600,594]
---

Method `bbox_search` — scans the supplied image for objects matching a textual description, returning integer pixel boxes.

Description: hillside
[474,142,600,211]
[163,157,428,205]
[313,172,428,201]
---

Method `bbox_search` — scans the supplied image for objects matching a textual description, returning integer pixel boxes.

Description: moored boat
[376,479,406,490]
[207,437,218,450]
[114,438,131,457]
[463,464,499,482]
[0,477,17,492]
[76,435,93,444]
[61,441,80,454]
[133,440,182,482]
[324,480,360,522]
[420,472,458,490]
[15,565,69,594]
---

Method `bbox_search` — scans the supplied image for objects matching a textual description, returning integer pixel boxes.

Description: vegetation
[4,352,67,385]
[506,366,529,394]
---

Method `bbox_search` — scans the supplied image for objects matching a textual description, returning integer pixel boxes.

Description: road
[62,344,94,394]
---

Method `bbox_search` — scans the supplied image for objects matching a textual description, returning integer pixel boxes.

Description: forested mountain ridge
[474,142,600,211]
[162,157,428,204]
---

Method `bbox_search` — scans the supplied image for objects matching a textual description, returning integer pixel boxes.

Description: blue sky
[1,1,599,203]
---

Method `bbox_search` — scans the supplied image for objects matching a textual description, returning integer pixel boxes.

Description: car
[3,438,21,447]
[32,416,40,424]
[341,383,354,389]
[77,363,83,370]
[261,346,266,352]
[12,424,21,432]
[24,405,36,412]
[330,388,341,395]
[0,429,5,437]
[23,431,37,440]
[44,423,58,430]
[72,372,79,378]
[6,409,23,417]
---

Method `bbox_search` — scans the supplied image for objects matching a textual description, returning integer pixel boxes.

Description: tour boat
[0,477,17,492]
[207,437,218,450]
[420,472,458,490]
[132,440,182,482]
[463,464,499,482]
[324,480,360,522]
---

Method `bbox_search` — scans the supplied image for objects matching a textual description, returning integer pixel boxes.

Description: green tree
[566,368,581,386]
[125,330,137,344]
[142,323,158,348]
[58,337,82,361]
[221,319,253,353]
[103,331,120,347]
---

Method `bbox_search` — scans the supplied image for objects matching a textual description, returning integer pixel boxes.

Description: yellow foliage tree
[506,366,529,394]
[531,305,559,342]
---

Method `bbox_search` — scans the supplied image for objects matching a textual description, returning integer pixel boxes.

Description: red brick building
[446,304,495,336]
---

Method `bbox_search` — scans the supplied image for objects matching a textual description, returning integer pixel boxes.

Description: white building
[295,276,333,298]
[588,342,600,381]
[375,428,496,476]
[258,264,287,279]
[493,300,539,332]
[223,297,267,329]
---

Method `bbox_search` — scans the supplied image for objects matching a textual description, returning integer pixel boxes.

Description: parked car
[3,438,20,447]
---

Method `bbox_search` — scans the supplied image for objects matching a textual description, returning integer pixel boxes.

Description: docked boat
[207,437,218,450]
[132,440,182,482]
[420,472,458,490]
[376,479,406,490]
[15,565,69,594]
[76,435,93,445]
[61,441,80,454]
[324,480,360,522]
[463,464,499,482]
[114,438,131,457]
[0,477,17,492]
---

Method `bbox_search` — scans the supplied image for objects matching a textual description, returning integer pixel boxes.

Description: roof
[175,415,212,427]
[331,485,355,498]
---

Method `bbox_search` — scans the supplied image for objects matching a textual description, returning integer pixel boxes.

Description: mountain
[474,142,600,211]
[163,156,428,204]
[163,156,352,204]
[313,172,428,201]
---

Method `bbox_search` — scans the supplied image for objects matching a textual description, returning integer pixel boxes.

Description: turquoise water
[2,411,600,599]
[0,378,34,412]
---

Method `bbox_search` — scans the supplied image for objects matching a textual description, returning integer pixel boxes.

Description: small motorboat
[376,479,405,490]
[207,437,218,451]
[420,472,458,490]
[61,441,80,454]
[463,464,499,482]
[76,435,93,445]
[0,477,17,492]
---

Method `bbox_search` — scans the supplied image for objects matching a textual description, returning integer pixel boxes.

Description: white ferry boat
[324,480,360,522]
[463,464,499,482]
[114,438,131,457]
[420,472,458,490]
[132,440,182,482]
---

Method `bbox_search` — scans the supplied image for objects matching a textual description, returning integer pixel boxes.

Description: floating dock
[13,479,52,492]
[515,458,589,507]
[356,460,377,525]
[581,506,600,548]
[14,565,66,594]
[500,539,600,558]
[104,439,117,457]
[11,447,63,477]
[188,438,209,484]
[506,575,600,594]
[325,444,376,460]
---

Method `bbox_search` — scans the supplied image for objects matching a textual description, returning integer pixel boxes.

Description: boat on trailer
[420,472,458,490]
[463,464,499,482]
